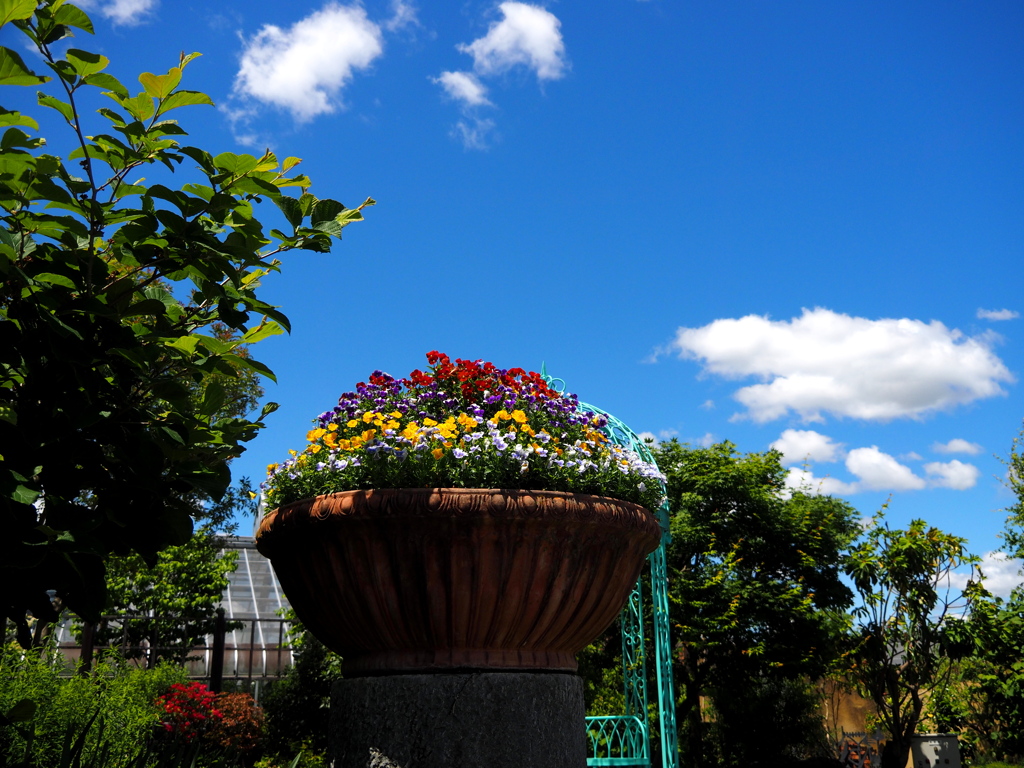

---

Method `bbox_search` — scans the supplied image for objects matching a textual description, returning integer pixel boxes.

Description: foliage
[86,504,244,665]
[0,639,189,767]
[577,626,627,717]
[705,674,834,768]
[654,440,859,768]
[1001,424,1024,557]
[930,425,1024,764]
[205,692,265,758]
[0,0,372,639]
[260,613,341,763]
[844,515,985,768]
[262,351,666,511]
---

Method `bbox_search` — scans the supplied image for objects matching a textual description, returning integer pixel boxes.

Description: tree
[0,0,372,645]
[654,440,859,768]
[844,516,985,768]
[930,424,1024,763]
[87,329,265,663]
[84,481,257,665]
[260,611,344,762]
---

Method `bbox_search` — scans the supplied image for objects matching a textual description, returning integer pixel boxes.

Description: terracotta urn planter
[255,488,661,677]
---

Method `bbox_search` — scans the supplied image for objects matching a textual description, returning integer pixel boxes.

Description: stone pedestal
[328,672,586,768]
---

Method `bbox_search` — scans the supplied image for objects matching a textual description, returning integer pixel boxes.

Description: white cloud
[383,0,419,32]
[772,429,844,466]
[668,308,1013,423]
[458,2,567,81]
[932,438,983,455]
[950,551,1023,598]
[784,467,858,497]
[452,117,496,150]
[845,446,926,491]
[924,459,980,490]
[786,445,981,496]
[75,0,156,25]
[435,2,566,149]
[700,399,715,410]
[234,4,383,123]
[977,308,1019,321]
[433,71,492,107]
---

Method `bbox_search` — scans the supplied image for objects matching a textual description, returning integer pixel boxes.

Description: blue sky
[6,1,1023,590]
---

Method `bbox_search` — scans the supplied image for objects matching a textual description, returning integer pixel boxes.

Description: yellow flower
[385,420,401,431]
[362,429,377,442]
[432,447,444,460]
[423,417,438,427]
[389,410,403,419]
[307,428,327,442]
[266,463,278,473]
[510,409,527,424]
[347,419,359,428]
[457,413,477,429]
[327,423,339,432]
[520,424,535,437]
[362,411,376,424]
[309,444,322,454]
[324,433,338,448]
[288,449,297,456]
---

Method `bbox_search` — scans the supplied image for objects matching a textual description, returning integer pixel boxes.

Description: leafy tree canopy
[844,515,985,768]
[653,440,859,768]
[0,0,373,644]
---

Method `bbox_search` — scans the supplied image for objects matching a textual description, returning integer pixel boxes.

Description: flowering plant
[154,681,222,741]
[262,352,665,512]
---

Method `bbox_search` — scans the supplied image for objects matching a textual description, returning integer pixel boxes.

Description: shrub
[0,639,189,766]
[206,692,266,757]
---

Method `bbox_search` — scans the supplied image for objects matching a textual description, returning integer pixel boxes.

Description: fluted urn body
[255,488,661,676]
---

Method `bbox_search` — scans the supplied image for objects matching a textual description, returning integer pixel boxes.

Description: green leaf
[158,89,214,113]
[310,198,345,226]
[4,698,36,723]
[199,381,226,418]
[213,152,258,175]
[166,336,199,354]
[0,402,16,425]
[84,75,129,101]
[273,195,303,228]
[241,320,284,345]
[1,126,43,149]
[121,93,155,122]
[34,272,77,289]
[138,67,181,100]
[52,3,94,33]
[0,109,37,129]
[65,48,108,77]
[0,0,35,27]
[37,92,74,122]
[124,299,167,317]
[0,46,50,86]
[12,483,39,505]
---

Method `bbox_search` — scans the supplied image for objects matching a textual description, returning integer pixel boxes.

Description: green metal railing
[586,715,650,766]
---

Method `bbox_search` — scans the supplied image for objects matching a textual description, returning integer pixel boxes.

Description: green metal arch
[541,368,679,768]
